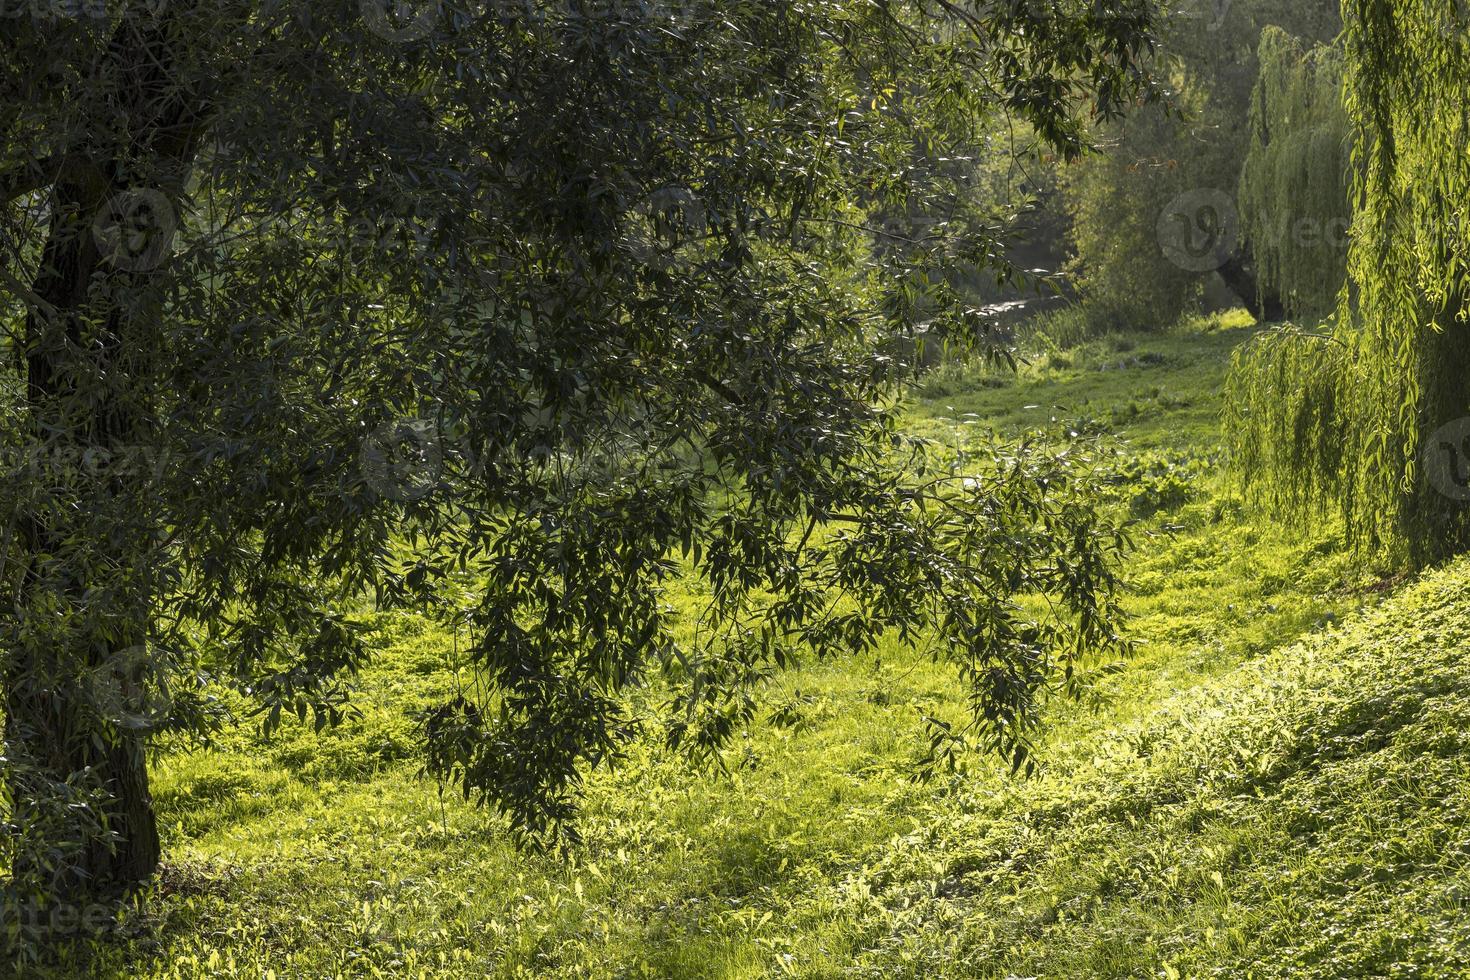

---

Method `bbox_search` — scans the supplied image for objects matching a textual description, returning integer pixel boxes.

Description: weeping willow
[1225,0,1470,564]
[1238,28,1351,319]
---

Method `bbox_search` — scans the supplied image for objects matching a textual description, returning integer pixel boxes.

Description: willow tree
[0,0,1158,934]
[1237,27,1351,321]
[1063,0,1341,330]
[1226,0,1470,562]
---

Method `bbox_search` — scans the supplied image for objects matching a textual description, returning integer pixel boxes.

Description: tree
[1237,27,1351,321]
[1062,0,1341,329]
[1061,91,1211,330]
[0,0,1155,934]
[1226,0,1470,564]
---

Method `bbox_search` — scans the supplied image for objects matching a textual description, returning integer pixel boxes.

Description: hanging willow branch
[1225,3,1470,565]
[1238,27,1351,320]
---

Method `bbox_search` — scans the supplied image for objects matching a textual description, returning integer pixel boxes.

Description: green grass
[39,312,1470,978]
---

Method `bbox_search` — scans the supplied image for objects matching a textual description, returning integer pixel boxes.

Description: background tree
[1226,0,1470,564]
[1237,27,1351,320]
[1061,0,1341,330]
[0,0,1157,927]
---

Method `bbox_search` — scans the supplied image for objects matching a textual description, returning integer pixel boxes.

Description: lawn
[45,312,1470,979]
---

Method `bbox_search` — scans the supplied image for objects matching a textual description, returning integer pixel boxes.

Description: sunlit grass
[45,311,1469,979]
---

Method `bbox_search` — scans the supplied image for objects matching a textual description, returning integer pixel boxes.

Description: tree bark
[2,691,162,897]
[7,147,164,901]
[1218,252,1285,324]
[5,3,208,899]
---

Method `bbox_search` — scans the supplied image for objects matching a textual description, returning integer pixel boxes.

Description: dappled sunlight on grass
[42,314,1468,978]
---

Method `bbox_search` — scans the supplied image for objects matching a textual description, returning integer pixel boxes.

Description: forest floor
[47,312,1470,978]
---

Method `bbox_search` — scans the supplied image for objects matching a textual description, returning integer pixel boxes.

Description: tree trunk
[7,158,165,899]
[3,688,161,897]
[1218,253,1285,324]
[5,3,208,900]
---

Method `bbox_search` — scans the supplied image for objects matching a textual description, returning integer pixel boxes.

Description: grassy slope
[48,314,1470,979]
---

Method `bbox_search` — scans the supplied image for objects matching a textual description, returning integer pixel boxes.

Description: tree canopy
[1227,0,1470,563]
[1061,0,1341,329]
[1238,26,1350,321]
[0,0,1159,932]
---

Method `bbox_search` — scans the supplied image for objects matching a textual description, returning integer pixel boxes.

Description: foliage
[1104,447,1212,518]
[1062,0,1342,330]
[1238,27,1351,320]
[844,543,1468,979]
[0,0,1163,929]
[1226,0,1470,564]
[1064,95,1211,333]
[1224,324,1351,522]
[28,318,1459,979]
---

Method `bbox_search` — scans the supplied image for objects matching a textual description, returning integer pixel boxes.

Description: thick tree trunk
[91,739,161,889]
[1218,253,1286,324]
[3,689,161,897]
[7,163,165,899]
[5,4,208,900]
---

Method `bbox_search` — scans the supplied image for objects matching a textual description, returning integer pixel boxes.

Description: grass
[34,311,1470,978]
